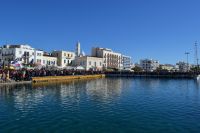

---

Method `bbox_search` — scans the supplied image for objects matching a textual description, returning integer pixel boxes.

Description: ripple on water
[0,78,200,133]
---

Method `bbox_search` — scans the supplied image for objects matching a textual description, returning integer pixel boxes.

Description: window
[64,53,66,56]
[43,60,45,64]
[19,51,22,54]
[64,60,66,63]
[89,61,91,65]
[100,62,102,66]
[37,59,41,63]
[37,53,42,56]
[24,52,29,56]
[94,62,97,67]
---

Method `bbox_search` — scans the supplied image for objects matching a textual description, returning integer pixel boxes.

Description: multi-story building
[91,47,122,69]
[0,44,59,68]
[140,59,159,72]
[34,50,44,65]
[122,55,132,70]
[52,50,75,68]
[74,56,103,71]
[0,44,42,66]
[42,55,57,67]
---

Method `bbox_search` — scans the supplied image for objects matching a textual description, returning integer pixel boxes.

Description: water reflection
[194,79,200,89]
[0,78,133,112]
[1,78,200,115]
[86,78,123,100]
[1,78,200,133]
[134,78,161,89]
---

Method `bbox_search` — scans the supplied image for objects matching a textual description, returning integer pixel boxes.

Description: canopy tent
[75,66,85,70]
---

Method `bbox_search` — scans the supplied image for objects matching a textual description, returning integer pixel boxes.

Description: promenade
[0,69,199,85]
[0,69,104,84]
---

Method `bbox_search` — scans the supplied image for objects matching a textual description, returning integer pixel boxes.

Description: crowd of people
[0,69,103,82]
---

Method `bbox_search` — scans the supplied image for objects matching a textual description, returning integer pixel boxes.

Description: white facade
[0,44,42,66]
[122,55,132,70]
[160,64,175,72]
[74,56,103,71]
[140,59,159,72]
[91,47,122,69]
[42,56,57,66]
[0,45,59,68]
[176,61,190,72]
[34,50,44,65]
[52,50,75,68]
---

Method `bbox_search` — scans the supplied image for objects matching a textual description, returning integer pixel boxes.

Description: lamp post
[185,52,190,72]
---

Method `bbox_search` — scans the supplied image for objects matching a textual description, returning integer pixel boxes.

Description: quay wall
[105,73,196,79]
[32,74,105,83]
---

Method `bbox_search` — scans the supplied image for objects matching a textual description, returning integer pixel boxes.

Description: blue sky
[0,0,200,64]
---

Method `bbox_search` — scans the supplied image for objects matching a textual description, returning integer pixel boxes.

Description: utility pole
[185,52,190,72]
[194,41,199,71]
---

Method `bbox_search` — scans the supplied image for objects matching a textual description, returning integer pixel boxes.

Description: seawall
[105,73,196,79]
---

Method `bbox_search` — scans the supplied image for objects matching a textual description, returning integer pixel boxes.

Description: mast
[194,41,199,67]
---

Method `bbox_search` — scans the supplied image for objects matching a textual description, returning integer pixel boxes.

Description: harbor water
[0,78,200,133]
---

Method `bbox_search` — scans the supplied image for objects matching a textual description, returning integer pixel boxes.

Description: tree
[132,66,142,72]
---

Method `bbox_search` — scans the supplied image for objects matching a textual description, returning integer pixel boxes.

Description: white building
[0,44,42,66]
[176,61,190,72]
[122,55,132,70]
[0,44,59,68]
[52,50,75,68]
[140,59,159,72]
[34,50,44,65]
[42,55,57,67]
[91,47,122,69]
[160,64,175,72]
[74,56,103,71]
